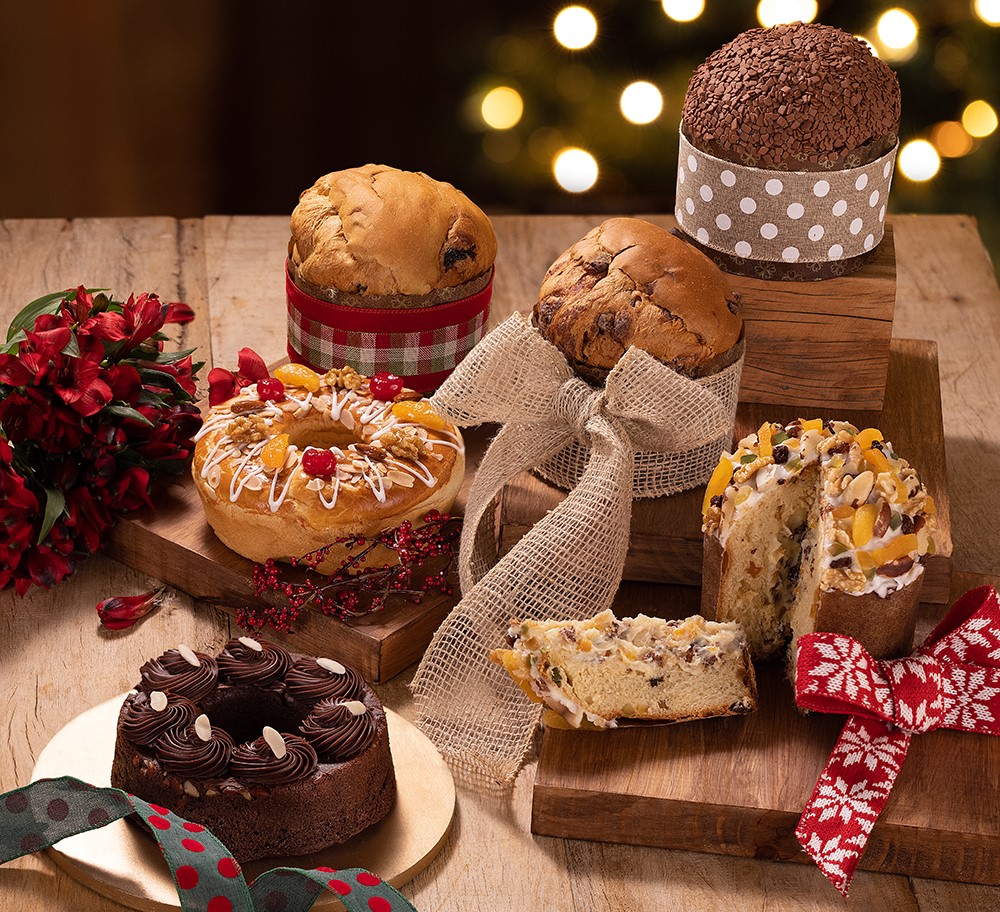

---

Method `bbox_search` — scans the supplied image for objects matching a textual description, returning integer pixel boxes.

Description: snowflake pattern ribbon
[794,585,1000,895]
[0,776,418,912]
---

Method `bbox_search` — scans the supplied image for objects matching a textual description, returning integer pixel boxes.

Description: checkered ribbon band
[794,585,1000,896]
[1,776,418,912]
[286,265,493,393]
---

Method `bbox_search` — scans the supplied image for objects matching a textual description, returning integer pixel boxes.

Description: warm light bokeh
[661,0,705,23]
[962,100,999,138]
[876,8,918,50]
[898,139,941,181]
[756,0,818,28]
[554,6,598,50]
[620,81,664,124]
[553,147,599,192]
[974,0,1000,26]
[481,87,524,130]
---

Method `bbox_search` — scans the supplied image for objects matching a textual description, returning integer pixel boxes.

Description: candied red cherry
[256,377,286,402]
[370,372,404,400]
[301,448,337,477]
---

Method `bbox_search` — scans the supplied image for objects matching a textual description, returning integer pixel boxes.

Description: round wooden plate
[31,695,455,912]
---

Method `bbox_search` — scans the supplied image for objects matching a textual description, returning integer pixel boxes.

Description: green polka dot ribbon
[1,776,419,912]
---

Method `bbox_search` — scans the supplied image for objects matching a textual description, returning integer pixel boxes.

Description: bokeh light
[620,81,664,124]
[930,121,974,158]
[661,0,705,23]
[553,147,599,192]
[962,100,999,138]
[756,0,818,28]
[974,0,1000,25]
[480,87,524,130]
[898,140,941,182]
[876,9,918,50]
[554,6,598,50]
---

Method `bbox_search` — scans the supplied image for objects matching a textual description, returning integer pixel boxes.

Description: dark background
[1,1,997,263]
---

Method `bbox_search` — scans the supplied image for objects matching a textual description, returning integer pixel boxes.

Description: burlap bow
[411,313,734,785]
[794,585,1000,895]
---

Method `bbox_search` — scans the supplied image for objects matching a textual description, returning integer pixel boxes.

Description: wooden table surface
[1,214,999,911]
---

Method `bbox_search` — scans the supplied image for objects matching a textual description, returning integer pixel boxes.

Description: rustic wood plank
[531,571,1000,888]
[501,336,953,603]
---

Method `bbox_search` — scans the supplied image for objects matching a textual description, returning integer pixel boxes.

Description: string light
[974,0,1000,25]
[898,140,941,182]
[620,82,664,124]
[876,9,918,50]
[930,121,974,158]
[554,6,598,50]
[661,0,705,23]
[962,100,999,138]
[553,147,598,192]
[481,87,524,130]
[756,0,818,28]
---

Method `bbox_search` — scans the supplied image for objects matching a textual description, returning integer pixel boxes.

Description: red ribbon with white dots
[794,585,1000,896]
[0,776,417,912]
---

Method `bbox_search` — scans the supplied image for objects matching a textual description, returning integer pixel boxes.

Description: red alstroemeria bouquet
[0,286,203,595]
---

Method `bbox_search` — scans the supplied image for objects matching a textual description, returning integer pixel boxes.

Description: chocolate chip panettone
[533,218,743,384]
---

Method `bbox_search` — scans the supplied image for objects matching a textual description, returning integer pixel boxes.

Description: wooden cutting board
[500,337,953,603]
[531,570,1000,886]
[105,426,491,683]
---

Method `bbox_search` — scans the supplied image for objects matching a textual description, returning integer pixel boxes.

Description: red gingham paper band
[793,585,1000,896]
[286,264,493,392]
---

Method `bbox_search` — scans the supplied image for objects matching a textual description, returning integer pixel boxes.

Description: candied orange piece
[391,400,449,431]
[757,422,773,459]
[274,363,321,392]
[800,418,824,433]
[261,433,290,470]
[856,428,884,450]
[872,533,919,565]
[702,456,733,514]
[832,504,855,520]
[853,503,879,547]
[924,494,937,516]
[863,447,892,475]
[856,550,876,573]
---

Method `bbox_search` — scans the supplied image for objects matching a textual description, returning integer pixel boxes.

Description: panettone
[533,217,743,384]
[289,164,497,308]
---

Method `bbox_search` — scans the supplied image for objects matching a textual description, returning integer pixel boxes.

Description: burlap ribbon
[411,313,734,784]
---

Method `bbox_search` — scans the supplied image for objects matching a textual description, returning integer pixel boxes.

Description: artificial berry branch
[237,511,461,633]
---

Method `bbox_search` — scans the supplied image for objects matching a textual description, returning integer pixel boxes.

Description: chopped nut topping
[354,443,387,462]
[226,415,267,446]
[734,455,772,484]
[381,426,428,460]
[325,366,365,390]
[230,399,266,414]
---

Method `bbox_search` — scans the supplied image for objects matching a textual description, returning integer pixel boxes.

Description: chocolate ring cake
[111,637,395,862]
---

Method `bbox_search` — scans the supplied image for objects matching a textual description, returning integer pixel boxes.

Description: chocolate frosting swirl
[284,657,364,704]
[217,638,291,686]
[156,722,235,779]
[138,650,218,703]
[230,732,318,784]
[300,698,377,762]
[120,692,198,747]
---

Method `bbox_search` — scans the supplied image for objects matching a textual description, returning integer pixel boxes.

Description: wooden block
[500,337,952,604]
[106,426,492,683]
[731,224,896,409]
[530,571,1000,887]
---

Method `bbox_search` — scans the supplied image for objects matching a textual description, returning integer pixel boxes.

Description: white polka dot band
[676,131,896,268]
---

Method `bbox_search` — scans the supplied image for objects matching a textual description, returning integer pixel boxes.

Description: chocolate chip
[829,556,852,569]
[900,515,915,535]
[828,441,850,455]
[710,494,724,508]
[443,246,476,270]
[773,444,789,464]
[611,312,632,344]
[648,677,663,687]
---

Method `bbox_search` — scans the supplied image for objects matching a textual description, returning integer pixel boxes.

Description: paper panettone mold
[676,23,901,280]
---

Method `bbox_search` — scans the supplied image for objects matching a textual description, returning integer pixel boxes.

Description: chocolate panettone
[289,164,497,308]
[533,217,743,384]
[111,638,395,862]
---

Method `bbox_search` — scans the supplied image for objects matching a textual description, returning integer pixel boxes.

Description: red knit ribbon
[286,264,493,393]
[794,585,1000,895]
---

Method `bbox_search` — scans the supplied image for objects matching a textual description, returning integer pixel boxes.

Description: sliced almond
[340,409,356,430]
[150,691,168,712]
[844,470,875,507]
[177,644,201,667]
[206,465,222,489]
[238,636,263,652]
[317,657,346,675]
[183,780,200,798]
[262,726,287,759]
[243,474,264,491]
[341,700,367,716]
[195,714,212,742]
[306,477,324,491]
[386,470,414,488]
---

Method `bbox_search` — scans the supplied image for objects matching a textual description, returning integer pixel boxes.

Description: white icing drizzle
[386,457,436,488]
[360,400,391,425]
[268,464,297,512]
[362,458,387,503]
[318,475,341,509]
[229,440,267,501]
[329,389,353,422]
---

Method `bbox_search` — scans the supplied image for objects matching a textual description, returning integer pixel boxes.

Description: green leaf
[38,487,66,545]
[147,347,197,364]
[740,453,757,464]
[7,292,69,341]
[772,431,789,444]
[0,329,27,354]
[61,335,81,357]
[136,365,194,400]
[104,403,154,425]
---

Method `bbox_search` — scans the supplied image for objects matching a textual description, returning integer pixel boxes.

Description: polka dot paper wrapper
[0,776,418,912]
[675,130,897,280]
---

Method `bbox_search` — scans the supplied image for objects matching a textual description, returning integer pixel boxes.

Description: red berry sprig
[301,447,337,477]
[256,377,286,403]
[370,372,404,400]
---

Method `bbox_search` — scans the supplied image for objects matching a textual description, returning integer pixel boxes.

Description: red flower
[208,347,268,406]
[51,334,113,416]
[164,301,195,324]
[117,292,168,354]
[104,364,142,404]
[96,588,165,630]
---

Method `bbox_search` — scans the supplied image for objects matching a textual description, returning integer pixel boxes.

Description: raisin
[900,515,915,535]
[648,677,663,687]
[710,494,724,508]
[787,564,800,584]
[773,444,789,464]
[828,441,850,455]
[829,556,853,569]
[443,245,476,270]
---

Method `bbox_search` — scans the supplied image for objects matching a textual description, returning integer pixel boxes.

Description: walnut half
[381,427,427,460]
[226,415,267,447]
